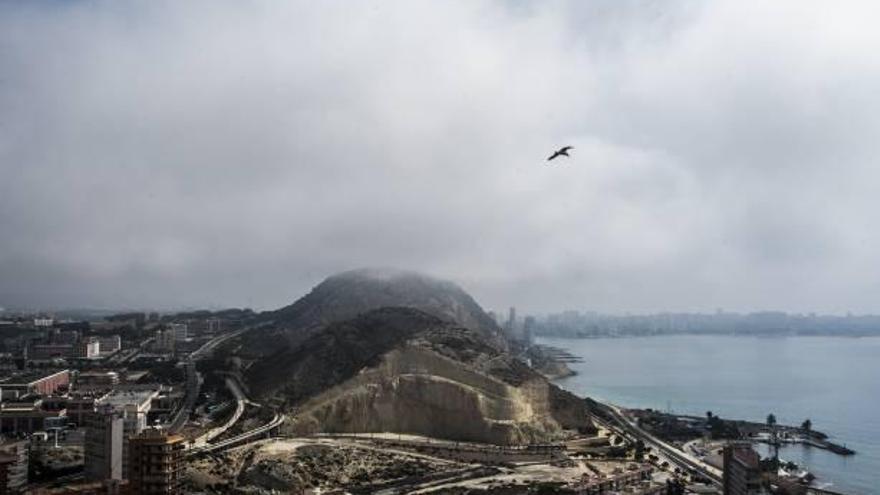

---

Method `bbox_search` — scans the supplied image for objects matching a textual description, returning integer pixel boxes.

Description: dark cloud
[1,1,879,314]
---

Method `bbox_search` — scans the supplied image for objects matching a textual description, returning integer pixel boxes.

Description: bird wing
[547,152,560,161]
[561,146,573,152]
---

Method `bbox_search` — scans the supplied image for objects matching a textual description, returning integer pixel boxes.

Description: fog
[2,1,880,314]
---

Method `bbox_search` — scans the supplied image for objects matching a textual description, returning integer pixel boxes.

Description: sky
[2,0,880,314]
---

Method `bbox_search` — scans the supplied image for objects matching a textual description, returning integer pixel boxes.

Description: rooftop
[99,389,159,409]
[0,369,69,386]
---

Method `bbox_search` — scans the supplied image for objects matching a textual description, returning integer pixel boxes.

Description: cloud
[1,0,879,314]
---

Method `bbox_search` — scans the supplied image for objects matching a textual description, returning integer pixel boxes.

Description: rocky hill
[243,268,504,370]
[241,269,593,445]
[267,268,501,343]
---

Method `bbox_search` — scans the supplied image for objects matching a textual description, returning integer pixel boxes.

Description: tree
[801,419,812,432]
[767,413,779,463]
[634,439,646,461]
[706,411,713,419]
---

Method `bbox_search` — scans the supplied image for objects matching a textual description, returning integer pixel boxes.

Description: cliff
[264,308,591,444]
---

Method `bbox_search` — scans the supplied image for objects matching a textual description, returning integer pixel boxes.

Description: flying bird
[547,146,573,162]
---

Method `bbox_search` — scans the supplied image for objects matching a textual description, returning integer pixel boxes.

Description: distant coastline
[535,332,879,339]
[531,310,880,339]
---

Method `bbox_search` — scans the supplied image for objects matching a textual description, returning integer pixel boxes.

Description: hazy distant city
[516,310,880,339]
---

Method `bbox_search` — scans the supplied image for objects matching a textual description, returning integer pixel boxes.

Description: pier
[532,344,585,363]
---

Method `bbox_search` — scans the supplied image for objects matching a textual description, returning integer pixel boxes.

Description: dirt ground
[183,438,468,494]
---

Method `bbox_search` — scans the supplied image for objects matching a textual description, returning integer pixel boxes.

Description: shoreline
[661,412,856,456]
[535,338,856,458]
[536,333,880,339]
[533,334,872,494]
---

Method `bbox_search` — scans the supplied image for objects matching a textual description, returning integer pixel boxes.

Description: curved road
[188,412,286,455]
[595,401,722,485]
[168,324,262,433]
[191,377,247,446]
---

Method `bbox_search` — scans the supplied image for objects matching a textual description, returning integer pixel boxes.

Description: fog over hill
[268,268,502,343]
[242,268,505,359]
[245,267,505,384]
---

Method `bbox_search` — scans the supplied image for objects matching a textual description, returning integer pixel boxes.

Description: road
[168,360,201,432]
[191,377,247,446]
[190,325,253,360]
[188,412,285,455]
[594,401,723,485]
[167,325,258,433]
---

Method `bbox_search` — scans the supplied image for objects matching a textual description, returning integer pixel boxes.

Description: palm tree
[767,413,779,463]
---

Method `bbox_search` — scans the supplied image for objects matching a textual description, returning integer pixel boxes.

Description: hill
[269,268,501,342]
[238,269,592,444]
[241,268,504,363]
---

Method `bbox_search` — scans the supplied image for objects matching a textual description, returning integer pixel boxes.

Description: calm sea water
[538,335,880,495]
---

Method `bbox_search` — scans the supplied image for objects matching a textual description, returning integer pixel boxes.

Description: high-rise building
[0,454,15,494]
[0,439,28,493]
[84,405,124,481]
[206,318,222,334]
[128,428,185,494]
[99,390,158,477]
[153,330,175,353]
[523,316,536,345]
[169,324,188,342]
[96,335,122,356]
[507,307,516,331]
[83,389,159,482]
[76,337,101,358]
[722,443,764,495]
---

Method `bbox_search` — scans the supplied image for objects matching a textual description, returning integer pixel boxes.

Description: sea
[537,335,880,495]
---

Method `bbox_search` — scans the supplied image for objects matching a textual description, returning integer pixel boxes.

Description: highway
[190,325,254,360]
[594,401,723,486]
[191,377,247,446]
[167,325,257,432]
[187,412,285,455]
[168,359,201,432]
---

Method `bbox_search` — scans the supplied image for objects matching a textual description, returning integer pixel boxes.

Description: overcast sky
[2,1,880,314]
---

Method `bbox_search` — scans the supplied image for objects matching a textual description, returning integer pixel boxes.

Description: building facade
[169,324,188,342]
[97,336,122,355]
[0,369,70,399]
[100,390,158,478]
[723,443,764,495]
[0,439,28,493]
[128,428,185,494]
[84,405,124,481]
[76,337,101,359]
